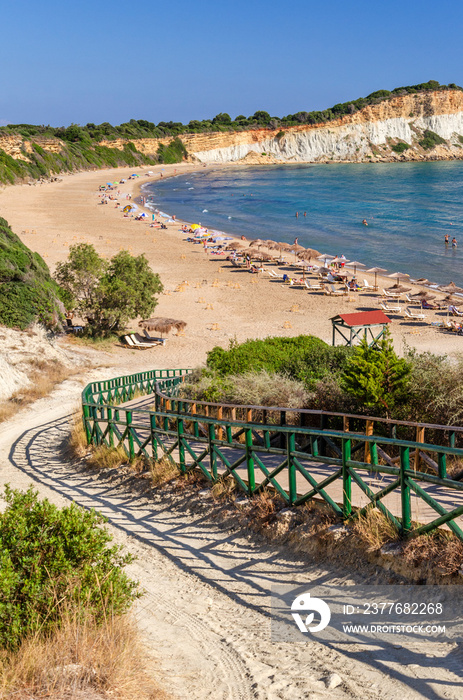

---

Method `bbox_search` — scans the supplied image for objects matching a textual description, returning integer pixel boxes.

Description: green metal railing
[82,368,463,540]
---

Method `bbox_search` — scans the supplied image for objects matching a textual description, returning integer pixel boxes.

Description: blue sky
[1,0,462,127]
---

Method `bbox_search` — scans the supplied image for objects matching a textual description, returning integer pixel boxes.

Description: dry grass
[86,445,129,471]
[211,474,237,501]
[149,457,179,488]
[351,508,400,551]
[0,608,167,700]
[69,413,90,458]
[402,530,463,575]
[0,359,76,424]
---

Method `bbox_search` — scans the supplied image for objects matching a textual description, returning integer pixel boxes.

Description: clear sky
[1,0,463,127]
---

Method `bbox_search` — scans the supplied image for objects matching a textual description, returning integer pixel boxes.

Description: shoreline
[0,163,462,364]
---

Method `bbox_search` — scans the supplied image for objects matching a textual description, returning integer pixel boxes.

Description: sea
[141,162,463,288]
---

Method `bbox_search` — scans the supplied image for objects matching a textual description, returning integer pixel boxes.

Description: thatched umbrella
[297,248,320,262]
[226,241,244,250]
[139,318,187,336]
[409,290,436,301]
[251,251,274,261]
[387,271,410,285]
[439,281,463,294]
[387,284,411,294]
[249,239,265,247]
[366,266,387,289]
[346,260,366,276]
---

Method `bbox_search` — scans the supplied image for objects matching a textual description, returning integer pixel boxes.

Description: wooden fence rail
[82,368,463,541]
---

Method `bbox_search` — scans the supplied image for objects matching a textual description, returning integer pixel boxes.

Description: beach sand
[0,162,461,370]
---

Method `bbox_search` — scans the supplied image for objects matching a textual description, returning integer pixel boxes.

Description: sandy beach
[1,162,462,369]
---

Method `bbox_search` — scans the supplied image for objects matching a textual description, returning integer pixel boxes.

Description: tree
[341,330,411,417]
[55,244,163,336]
[212,113,232,125]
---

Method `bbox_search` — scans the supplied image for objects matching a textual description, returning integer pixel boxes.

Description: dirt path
[1,377,462,699]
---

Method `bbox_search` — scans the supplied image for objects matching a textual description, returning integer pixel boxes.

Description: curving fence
[82,368,463,540]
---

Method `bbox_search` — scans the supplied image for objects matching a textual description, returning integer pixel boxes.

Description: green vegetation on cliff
[0,80,460,184]
[0,217,63,329]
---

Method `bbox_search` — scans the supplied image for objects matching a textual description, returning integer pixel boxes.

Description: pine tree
[341,329,410,417]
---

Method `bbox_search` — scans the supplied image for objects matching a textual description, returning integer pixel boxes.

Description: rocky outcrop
[188,91,463,164]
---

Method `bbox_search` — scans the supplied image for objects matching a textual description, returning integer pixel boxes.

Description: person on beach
[293,237,298,245]
[445,234,449,244]
[452,237,457,247]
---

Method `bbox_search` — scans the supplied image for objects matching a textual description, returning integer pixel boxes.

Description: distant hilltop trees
[2,80,460,143]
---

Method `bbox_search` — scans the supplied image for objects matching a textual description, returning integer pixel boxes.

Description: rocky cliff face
[186,91,463,164]
[3,90,463,167]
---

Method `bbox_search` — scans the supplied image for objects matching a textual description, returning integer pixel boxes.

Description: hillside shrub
[0,485,138,651]
[419,129,446,150]
[392,141,410,153]
[157,137,188,164]
[0,217,63,329]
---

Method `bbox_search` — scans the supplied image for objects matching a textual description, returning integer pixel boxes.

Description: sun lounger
[449,305,463,316]
[380,301,401,313]
[124,334,156,349]
[123,335,151,349]
[305,280,323,291]
[404,308,426,320]
[142,329,167,344]
[324,284,347,296]
[363,279,376,291]
[382,289,401,299]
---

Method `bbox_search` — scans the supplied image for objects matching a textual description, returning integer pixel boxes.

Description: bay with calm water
[142,162,463,287]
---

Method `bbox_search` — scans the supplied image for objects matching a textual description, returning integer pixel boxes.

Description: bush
[0,217,63,329]
[0,485,138,651]
[181,368,309,408]
[419,129,446,150]
[392,141,410,153]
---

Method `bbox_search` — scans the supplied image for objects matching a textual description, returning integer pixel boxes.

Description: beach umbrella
[410,291,436,301]
[387,271,410,286]
[346,261,366,276]
[439,281,463,294]
[190,224,201,231]
[387,284,411,294]
[249,239,265,247]
[227,241,243,250]
[139,317,187,336]
[366,267,387,288]
[298,248,320,261]
[317,253,335,265]
[331,256,350,265]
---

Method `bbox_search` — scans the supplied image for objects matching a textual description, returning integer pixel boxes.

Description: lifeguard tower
[330,310,391,347]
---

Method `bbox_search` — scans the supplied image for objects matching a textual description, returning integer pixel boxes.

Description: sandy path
[1,374,462,699]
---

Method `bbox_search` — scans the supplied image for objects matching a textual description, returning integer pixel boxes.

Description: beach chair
[324,284,346,296]
[135,332,165,346]
[380,301,401,313]
[382,288,401,299]
[142,329,167,344]
[449,305,463,316]
[305,280,323,291]
[123,335,150,350]
[404,308,426,320]
[363,279,376,291]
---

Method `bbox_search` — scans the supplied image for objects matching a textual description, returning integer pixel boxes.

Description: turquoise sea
[142,162,463,287]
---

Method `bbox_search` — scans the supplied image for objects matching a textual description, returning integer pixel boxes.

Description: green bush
[0,485,138,651]
[419,129,446,150]
[0,217,63,329]
[392,141,410,153]
[206,335,352,389]
[157,137,187,164]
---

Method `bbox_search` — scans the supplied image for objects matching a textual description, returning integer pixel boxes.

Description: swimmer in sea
[445,234,449,244]
[452,237,457,248]
[362,219,368,226]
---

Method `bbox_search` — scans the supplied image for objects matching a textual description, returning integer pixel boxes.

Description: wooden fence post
[342,437,352,518]
[365,420,374,463]
[415,426,425,470]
